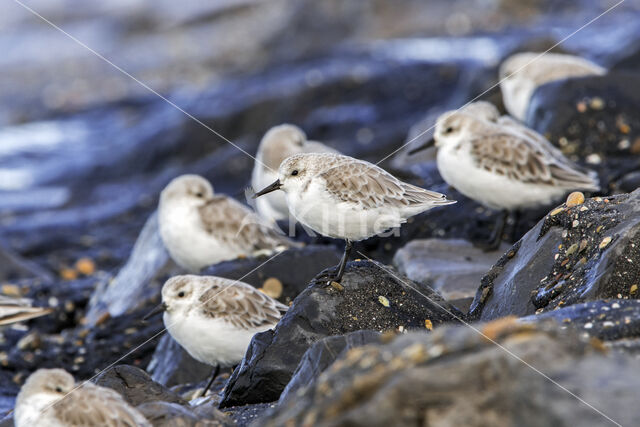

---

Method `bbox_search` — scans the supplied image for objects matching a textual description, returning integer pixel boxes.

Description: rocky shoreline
[2,1,640,426]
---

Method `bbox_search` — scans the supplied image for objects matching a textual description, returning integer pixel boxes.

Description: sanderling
[158,174,296,272]
[499,52,606,121]
[145,274,288,397]
[15,368,151,427]
[0,295,53,326]
[251,124,339,222]
[253,153,456,283]
[411,102,599,248]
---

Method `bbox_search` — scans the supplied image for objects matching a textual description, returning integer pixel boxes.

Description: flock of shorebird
[12,51,605,425]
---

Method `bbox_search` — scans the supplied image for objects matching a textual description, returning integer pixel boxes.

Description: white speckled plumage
[251,124,339,222]
[15,369,150,427]
[158,174,295,272]
[161,275,287,368]
[432,102,599,210]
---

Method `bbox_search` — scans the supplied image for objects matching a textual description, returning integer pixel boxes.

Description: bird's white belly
[158,205,243,272]
[164,312,267,367]
[253,169,289,221]
[437,149,565,210]
[287,181,406,241]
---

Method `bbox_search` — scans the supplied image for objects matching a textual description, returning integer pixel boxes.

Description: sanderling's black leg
[479,210,508,251]
[200,364,220,397]
[332,239,353,283]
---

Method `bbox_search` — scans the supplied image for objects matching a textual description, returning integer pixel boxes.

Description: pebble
[378,296,390,307]
[566,192,585,207]
[599,236,612,249]
[261,278,283,299]
[424,319,433,330]
[75,258,96,275]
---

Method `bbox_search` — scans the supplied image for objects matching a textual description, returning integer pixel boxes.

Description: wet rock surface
[279,330,381,404]
[521,299,640,343]
[95,365,187,406]
[220,260,462,407]
[2,0,640,425]
[393,238,510,307]
[138,401,231,427]
[528,73,640,192]
[263,319,640,427]
[203,245,342,305]
[471,191,640,320]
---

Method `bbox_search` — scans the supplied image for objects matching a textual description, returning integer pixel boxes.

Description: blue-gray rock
[220,260,463,408]
[470,190,640,320]
[279,330,381,404]
[262,320,640,427]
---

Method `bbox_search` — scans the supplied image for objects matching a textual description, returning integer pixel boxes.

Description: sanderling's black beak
[408,137,435,155]
[143,302,167,321]
[253,179,282,198]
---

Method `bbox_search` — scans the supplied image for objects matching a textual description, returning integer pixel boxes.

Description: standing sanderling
[411,101,599,249]
[158,175,296,272]
[499,52,605,121]
[251,124,339,222]
[15,368,151,427]
[253,153,456,283]
[145,275,288,397]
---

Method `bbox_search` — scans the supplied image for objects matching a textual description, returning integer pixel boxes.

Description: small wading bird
[15,368,151,427]
[409,101,599,249]
[253,153,456,284]
[144,275,288,397]
[252,124,339,222]
[158,174,297,272]
[499,51,605,121]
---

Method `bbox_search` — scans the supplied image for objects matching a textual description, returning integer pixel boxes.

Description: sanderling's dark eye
[55,387,63,393]
[195,192,204,198]
[291,170,299,176]
[178,291,185,298]
[445,127,454,134]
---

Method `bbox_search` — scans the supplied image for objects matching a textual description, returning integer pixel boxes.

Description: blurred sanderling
[15,368,151,427]
[158,174,296,272]
[0,295,52,326]
[251,124,339,222]
[499,52,605,121]
[145,274,288,397]
[412,101,599,248]
[254,153,455,283]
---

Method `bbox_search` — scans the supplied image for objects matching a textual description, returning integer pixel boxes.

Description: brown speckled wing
[198,280,288,330]
[198,196,295,252]
[469,132,599,189]
[54,383,150,426]
[321,160,451,210]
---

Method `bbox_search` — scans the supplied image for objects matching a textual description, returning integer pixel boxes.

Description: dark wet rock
[147,334,213,388]
[393,238,509,307]
[471,190,640,320]
[262,319,640,427]
[137,401,230,427]
[220,260,462,407]
[203,245,342,304]
[527,72,640,192]
[279,331,381,404]
[227,403,278,427]
[95,365,186,406]
[2,301,164,400]
[522,299,640,342]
